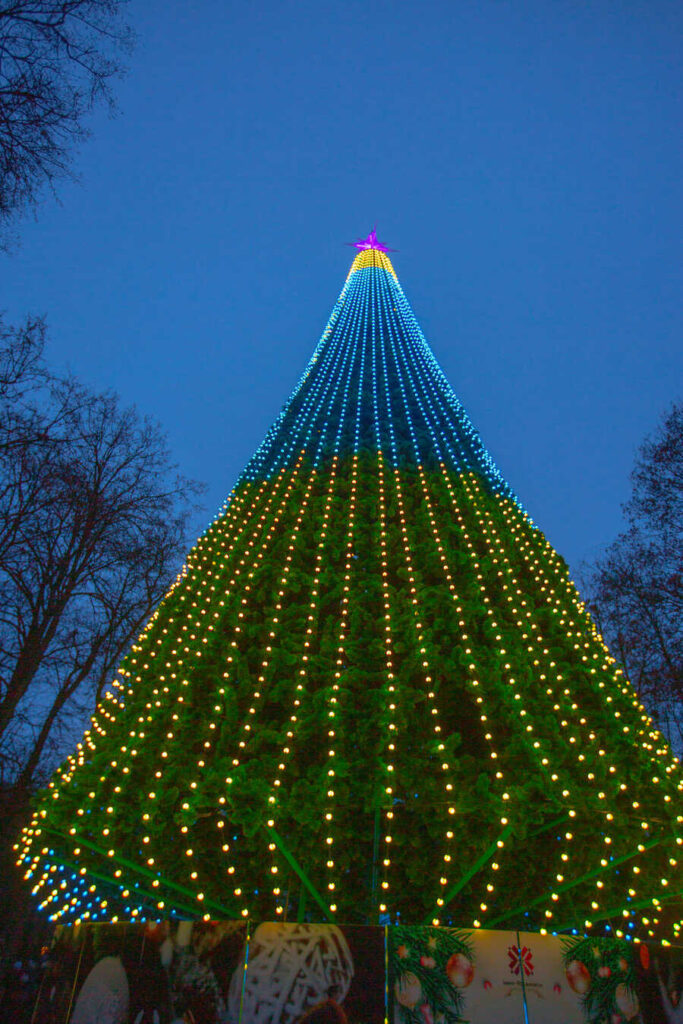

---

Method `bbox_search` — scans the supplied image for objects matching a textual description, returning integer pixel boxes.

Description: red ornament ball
[639,944,650,971]
[446,953,474,988]
[566,960,592,995]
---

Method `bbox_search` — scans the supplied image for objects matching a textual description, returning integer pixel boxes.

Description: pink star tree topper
[348,227,396,252]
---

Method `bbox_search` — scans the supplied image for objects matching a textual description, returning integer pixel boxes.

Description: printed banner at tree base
[30,920,247,1024]
[26,921,682,1023]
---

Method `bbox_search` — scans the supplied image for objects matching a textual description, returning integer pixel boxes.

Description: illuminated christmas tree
[17,231,682,941]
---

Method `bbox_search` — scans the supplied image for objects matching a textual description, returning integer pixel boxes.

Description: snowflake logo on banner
[508,945,534,977]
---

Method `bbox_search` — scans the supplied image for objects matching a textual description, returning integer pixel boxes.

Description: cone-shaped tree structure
[18,243,681,939]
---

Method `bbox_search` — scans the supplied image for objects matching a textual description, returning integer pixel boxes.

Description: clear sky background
[2,0,681,577]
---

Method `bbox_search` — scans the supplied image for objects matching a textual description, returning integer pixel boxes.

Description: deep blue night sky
[2,0,681,576]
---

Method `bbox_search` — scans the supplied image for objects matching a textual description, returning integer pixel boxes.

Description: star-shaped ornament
[347,227,396,253]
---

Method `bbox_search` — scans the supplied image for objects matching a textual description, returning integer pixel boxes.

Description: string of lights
[17,242,681,940]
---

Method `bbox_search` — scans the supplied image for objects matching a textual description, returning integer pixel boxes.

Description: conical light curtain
[19,245,682,941]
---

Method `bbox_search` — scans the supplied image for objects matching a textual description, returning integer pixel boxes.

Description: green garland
[24,456,680,931]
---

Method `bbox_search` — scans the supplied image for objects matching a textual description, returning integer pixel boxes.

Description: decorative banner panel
[27,921,680,1024]
[387,927,586,1023]
[31,920,247,1023]
[233,922,385,1024]
[634,940,683,1024]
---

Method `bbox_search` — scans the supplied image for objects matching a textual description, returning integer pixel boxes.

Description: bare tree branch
[581,402,683,750]
[0,0,132,243]
[0,313,204,787]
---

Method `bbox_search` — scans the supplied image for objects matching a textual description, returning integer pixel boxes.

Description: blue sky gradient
[2,0,681,574]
